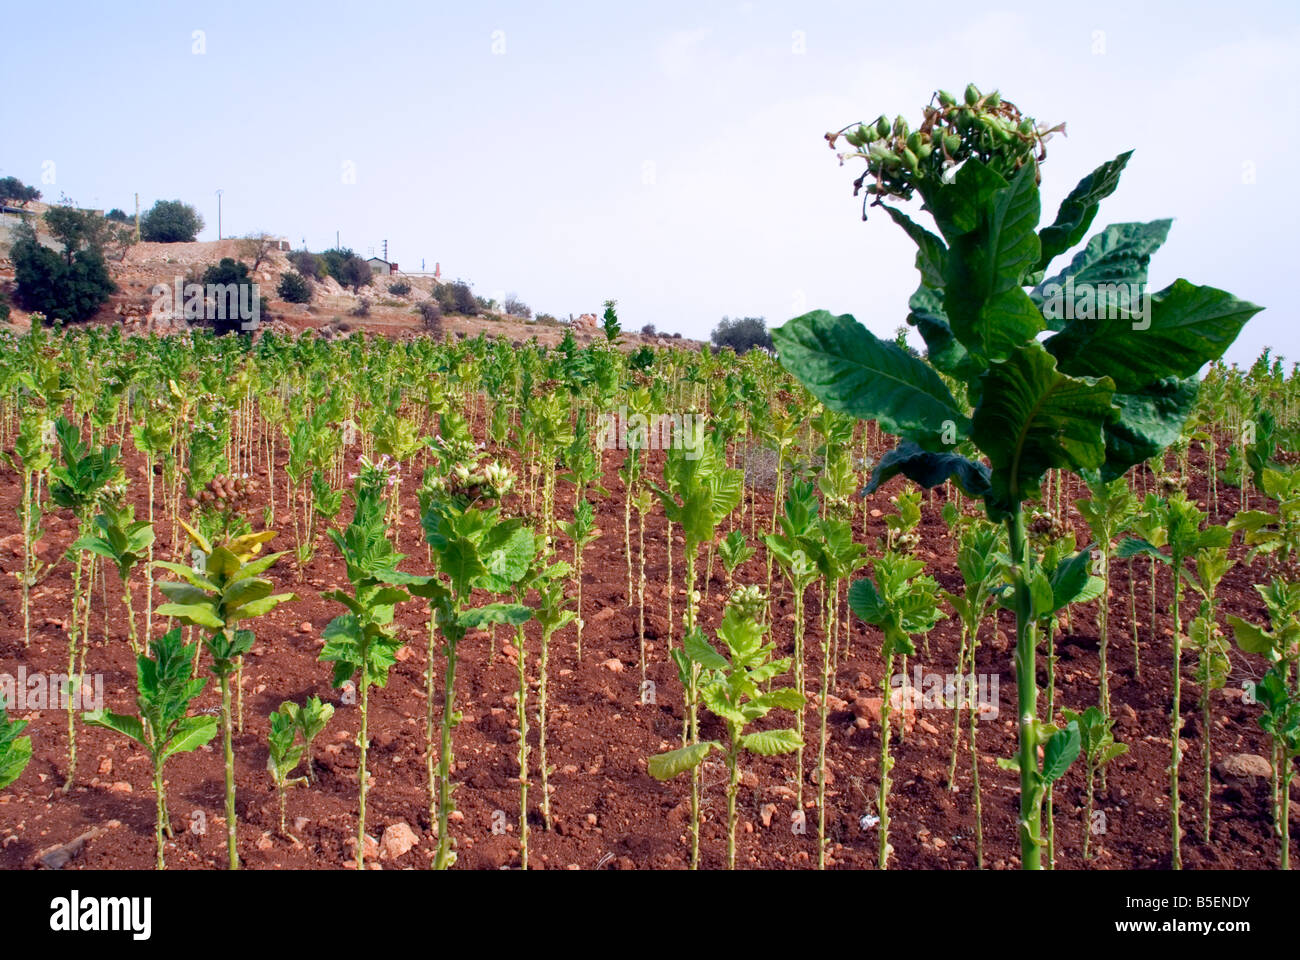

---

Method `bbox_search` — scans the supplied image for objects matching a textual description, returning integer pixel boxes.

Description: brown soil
[0,432,1290,870]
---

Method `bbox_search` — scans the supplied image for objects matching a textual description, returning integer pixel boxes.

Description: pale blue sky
[2,1,1295,365]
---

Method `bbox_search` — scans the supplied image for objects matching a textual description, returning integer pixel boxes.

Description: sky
[2,0,1296,365]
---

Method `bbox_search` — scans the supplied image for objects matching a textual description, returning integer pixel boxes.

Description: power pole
[134,193,140,243]
[215,189,223,240]
[383,239,387,262]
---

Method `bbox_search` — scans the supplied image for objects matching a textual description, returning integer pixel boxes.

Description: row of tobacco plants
[1,86,1296,870]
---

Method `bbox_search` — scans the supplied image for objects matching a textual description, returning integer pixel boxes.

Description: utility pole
[215,189,223,240]
[133,193,140,243]
[336,230,340,251]
[383,239,387,262]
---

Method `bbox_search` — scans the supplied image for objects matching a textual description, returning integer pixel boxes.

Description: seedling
[648,602,803,869]
[279,695,334,785]
[267,707,307,837]
[1060,706,1125,860]
[849,552,946,868]
[73,501,154,655]
[83,629,217,869]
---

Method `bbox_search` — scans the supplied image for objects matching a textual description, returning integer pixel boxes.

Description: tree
[200,258,266,335]
[237,232,278,272]
[711,316,772,354]
[11,220,115,323]
[0,176,40,208]
[277,271,313,304]
[104,208,131,223]
[504,293,531,318]
[140,199,203,242]
[319,248,371,292]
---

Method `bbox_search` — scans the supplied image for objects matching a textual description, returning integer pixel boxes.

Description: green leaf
[648,741,718,780]
[1042,721,1082,782]
[1034,220,1172,330]
[971,341,1115,517]
[1227,615,1274,656]
[154,601,225,630]
[736,728,800,757]
[864,441,991,498]
[773,310,967,449]
[458,603,533,630]
[1047,280,1264,394]
[1036,151,1133,272]
[82,709,146,747]
[161,715,218,761]
[884,205,947,287]
[943,163,1044,362]
[152,561,218,591]
[226,592,296,622]
[1098,377,1200,481]
[684,629,729,671]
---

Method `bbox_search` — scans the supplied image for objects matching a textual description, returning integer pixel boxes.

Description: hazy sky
[3,1,1296,365]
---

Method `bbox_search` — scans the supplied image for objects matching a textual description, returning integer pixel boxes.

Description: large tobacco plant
[775,85,1261,868]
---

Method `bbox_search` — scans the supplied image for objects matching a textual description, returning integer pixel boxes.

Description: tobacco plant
[83,628,217,869]
[155,524,295,870]
[778,84,1259,867]
[319,469,412,870]
[1251,667,1300,869]
[1075,475,1137,717]
[49,415,122,791]
[648,601,803,869]
[267,707,307,837]
[279,695,334,785]
[848,551,945,868]
[1059,706,1125,860]
[73,501,154,656]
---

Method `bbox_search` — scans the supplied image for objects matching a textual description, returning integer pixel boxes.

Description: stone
[380,822,420,861]
[1216,753,1272,781]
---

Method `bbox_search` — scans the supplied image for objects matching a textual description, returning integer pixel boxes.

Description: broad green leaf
[160,715,218,761]
[943,163,1044,362]
[458,603,533,630]
[971,341,1115,517]
[864,440,991,498]
[1047,280,1264,393]
[1099,378,1199,481]
[1035,151,1133,272]
[227,592,296,622]
[1034,220,1172,330]
[82,710,146,747]
[684,629,729,671]
[648,741,718,780]
[154,601,224,630]
[1042,721,1081,782]
[741,728,803,756]
[884,205,947,287]
[774,311,967,449]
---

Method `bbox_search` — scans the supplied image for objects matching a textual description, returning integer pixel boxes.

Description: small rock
[1216,753,1272,781]
[601,658,624,673]
[380,822,420,861]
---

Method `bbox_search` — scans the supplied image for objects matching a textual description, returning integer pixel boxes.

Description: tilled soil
[0,435,1289,870]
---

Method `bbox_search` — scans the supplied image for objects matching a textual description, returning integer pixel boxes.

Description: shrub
[11,222,115,323]
[277,271,313,304]
[503,293,531,318]
[288,250,323,280]
[417,299,443,337]
[435,280,478,316]
[711,315,771,354]
[388,280,411,296]
[104,208,131,224]
[641,322,657,337]
[140,199,204,243]
[350,298,371,318]
[318,248,372,291]
[200,257,267,334]
[535,312,559,325]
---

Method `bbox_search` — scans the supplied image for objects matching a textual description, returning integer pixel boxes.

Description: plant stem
[1008,508,1042,870]
[219,672,239,870]
[356,676,370,870]
[435,640,459,869]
